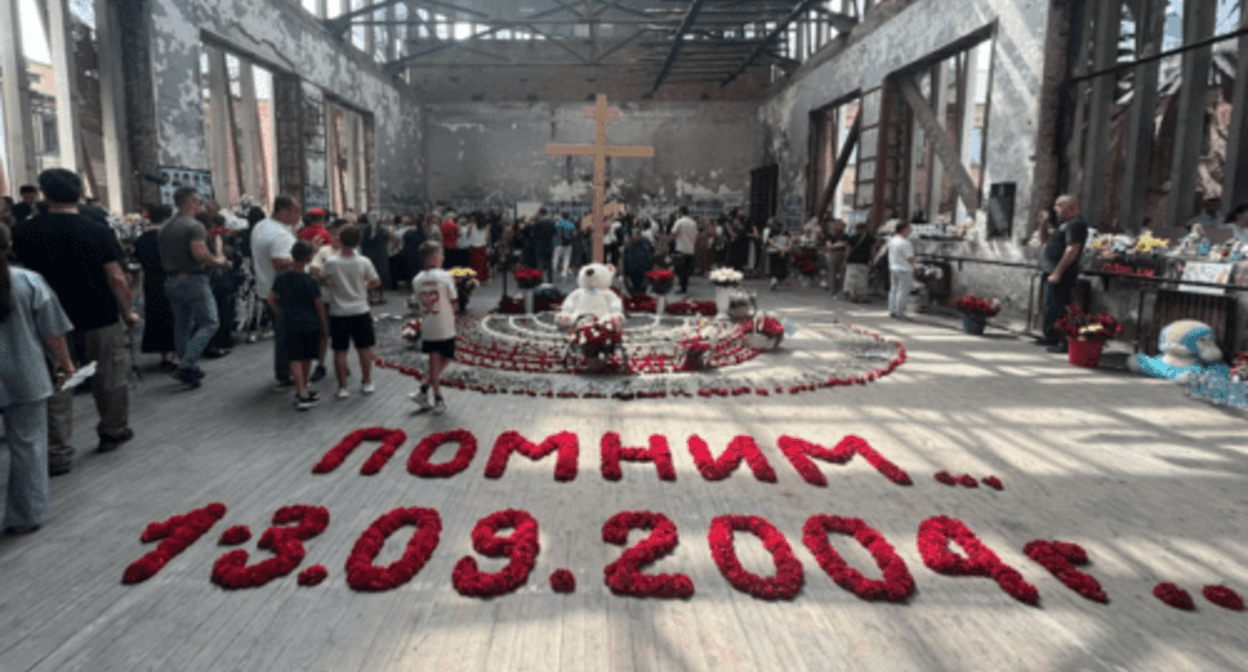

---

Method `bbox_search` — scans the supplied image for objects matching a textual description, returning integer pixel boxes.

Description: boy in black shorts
[321,224,381,399]
[408,241,457,415]
[268,240,328,411]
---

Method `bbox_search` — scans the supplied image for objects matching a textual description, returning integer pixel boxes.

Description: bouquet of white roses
[709,267,744,287]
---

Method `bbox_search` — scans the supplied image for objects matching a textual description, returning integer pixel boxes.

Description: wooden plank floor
[2,276,1247,672]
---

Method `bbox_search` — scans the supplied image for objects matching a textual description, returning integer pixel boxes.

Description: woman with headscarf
[133,205,177,369]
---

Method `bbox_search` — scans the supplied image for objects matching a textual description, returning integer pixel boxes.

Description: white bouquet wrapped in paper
[709,267,744,287]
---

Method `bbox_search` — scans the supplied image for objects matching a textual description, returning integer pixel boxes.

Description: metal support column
[1166,0,1216,229]
[1221,0,1248,211]
[0,0,37,188]
[94,0,129,212]
[1081,0,1121,229]
[1122,0,1166,233]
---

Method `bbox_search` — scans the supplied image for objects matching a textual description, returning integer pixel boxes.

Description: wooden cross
[546,94,655,263]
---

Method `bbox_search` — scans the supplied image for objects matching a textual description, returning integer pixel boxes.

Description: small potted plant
[952,293,1001,335]
[568,315,624,373]
[1055,307,1123,368]
[513,268,545,313]
[646,268,675,296]
[709,267,744,316]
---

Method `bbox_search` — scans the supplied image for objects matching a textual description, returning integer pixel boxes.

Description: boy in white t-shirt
[408,241,457,415]
[321,224,381,399]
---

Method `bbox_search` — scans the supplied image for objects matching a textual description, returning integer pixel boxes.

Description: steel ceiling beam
[645,0,709,98]
[720,0,825,86]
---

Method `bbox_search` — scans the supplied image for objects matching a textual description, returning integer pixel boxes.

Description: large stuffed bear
[557,263,624,328]
[1128,319,1229,384]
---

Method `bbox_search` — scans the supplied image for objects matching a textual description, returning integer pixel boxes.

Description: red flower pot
[1068,339,1104,368]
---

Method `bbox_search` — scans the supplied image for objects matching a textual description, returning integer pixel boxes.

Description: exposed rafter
[646,0,709,98]
[720,0,828,87]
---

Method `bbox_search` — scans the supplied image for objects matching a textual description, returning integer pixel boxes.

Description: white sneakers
[409,391,434,411]
[361,380,375,395]
[433,397,447,415]
[336,387,350,400]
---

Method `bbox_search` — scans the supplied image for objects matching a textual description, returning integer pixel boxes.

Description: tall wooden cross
[546,94,655,263]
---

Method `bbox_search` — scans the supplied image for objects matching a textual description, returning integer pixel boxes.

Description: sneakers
[820,280,828,289]
[770,277,778,290]
[310,363,327,383]
[409,390,433,411]
[97,428,134,453]
[176,367,204,389]
[432,397,447,415]
[361,380,375,395]
[295,392,320,411]
[336,387,350,400]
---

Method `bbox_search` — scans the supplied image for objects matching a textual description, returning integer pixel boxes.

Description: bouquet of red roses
[665,298,718,317]
[676,335,713,372]
[514,268,544,290]
[570,316,624,361]
[623,294,658,313]
[646,269,676,295]
[952,293,1002,317]
[758,317,784,337]
[1055,307,1123,344]
[793,250,819,277]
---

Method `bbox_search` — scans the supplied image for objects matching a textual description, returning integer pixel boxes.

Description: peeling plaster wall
[147,0,422,208]
[425,101,762,211]
[759,0,1052,318]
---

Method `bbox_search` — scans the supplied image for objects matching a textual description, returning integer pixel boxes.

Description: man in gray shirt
[159,187,227,387]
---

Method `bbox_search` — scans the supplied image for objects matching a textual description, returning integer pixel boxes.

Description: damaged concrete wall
[425,101,763,212]
[146,0,422,209]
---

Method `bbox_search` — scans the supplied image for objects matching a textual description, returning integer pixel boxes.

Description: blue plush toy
[1129,320,1229,383]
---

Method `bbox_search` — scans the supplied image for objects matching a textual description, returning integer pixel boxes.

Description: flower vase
[524,289,534,315]
[655,294,666,315]
[1068,339,1104,368]
[715,286,734,316]
[962,314,987,335]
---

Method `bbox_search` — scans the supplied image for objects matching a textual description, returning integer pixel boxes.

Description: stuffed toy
[1128,319,1229,384]
[557,263,624,328]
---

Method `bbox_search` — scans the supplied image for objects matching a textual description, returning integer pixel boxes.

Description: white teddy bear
[557,263,624,328]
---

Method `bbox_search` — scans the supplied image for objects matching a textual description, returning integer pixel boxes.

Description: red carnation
[219,525,252,546]
[1153,582,1194,610]
[211,505,330,590]
[297,564,328,587]
[957,474,979,488]
[934,470,956,486]
[917,515,1039,605]
[407,429,478,478]
[550,569,577,593]
[1202,585,1244,611]
[708,515,803,601]
[1023,540,1108,603]
[982,476,1004,490]
[122,502,227,584]
[345,507,442,592]
[602,511,694,598]
[452,509,540,598]
[802,515,914,602]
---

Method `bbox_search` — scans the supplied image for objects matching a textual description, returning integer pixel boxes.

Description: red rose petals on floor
[407,429,478,478]
[297,564,328,587]
[211,505,330,590]
[602,511,694,599]
[485,431,579,481]
[218,525,252,546]
[345,507,443,592]
[122,502,227,584]
[452,509,540,598]
[956,474,979,488]
[600,432,676,482]
[917,515,1038,605]
[1202,585,1244,611]
[777,435,912,487]
[312,427,408,475]
[550,569,576,593]
[708,515,804,601]
[1023,540,1108,604]
[934,471,956,486]
[1153,582,1195,610]
[802,515,914,602]
[686,434,777,482]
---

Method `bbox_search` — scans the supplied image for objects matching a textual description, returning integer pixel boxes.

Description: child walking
[321,224,381,399]
[408,241,457,415]
[267,240,327,411]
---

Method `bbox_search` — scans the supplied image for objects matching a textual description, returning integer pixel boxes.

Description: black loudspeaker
[988,182,1015,239]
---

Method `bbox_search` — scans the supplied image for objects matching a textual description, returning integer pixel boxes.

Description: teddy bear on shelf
[1128,319,1230,384]
[557,263,624,329]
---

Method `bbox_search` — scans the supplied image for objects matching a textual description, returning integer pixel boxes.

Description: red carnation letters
[484,430,579,482]
[346,507,443,592]
[122,502,226,584]
[802,515,914,602]
[602,511,695,598]
[687,435,777,482]
[917,516,1038,605]
[211,505,330,590]
[600,432,677,482]
[452,509,540,598]
[1023,540,1108,604]
[708,515,804,601]
[407,429,478,478]
[777,435,912,486]
[312,427,408,475]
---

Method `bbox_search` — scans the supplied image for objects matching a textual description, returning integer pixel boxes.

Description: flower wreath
[451,509,540,598]
[211,505,331,590]
[802,515,914,602]
[708,515,804,601]
[407,429,478,478]
[345,507,442,592]
[122,502,226,584]
[602,511,694,598]
[313,427,408,476]
[917,515,1038,605]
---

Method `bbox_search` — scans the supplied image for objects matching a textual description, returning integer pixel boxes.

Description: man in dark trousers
[12,169,138,474]
[1038,194,1088,353]
[533,208,556,281]
[160,186,230,387]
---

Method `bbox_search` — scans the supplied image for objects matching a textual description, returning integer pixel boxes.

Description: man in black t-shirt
[1038,194,1089,352]
[533,209,556,281]
[10,185,38,225]
[12,169,138,471]
[839,222,875,302]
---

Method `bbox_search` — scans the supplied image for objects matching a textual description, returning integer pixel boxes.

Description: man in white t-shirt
[322,224,381,400]
[408,241,458,416]
[887,221,917,319]
[250,195,302,387]
[671,206,698,293]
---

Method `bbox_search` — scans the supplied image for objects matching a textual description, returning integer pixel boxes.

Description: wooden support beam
[955,48,977,225]
[927,61,946,221]
[898,75,979,216]
[94,0,129,212]
[1,0,38,188]
[1221,0,1248,214]
[1122,0,1166,234]
[236,62,262,202]
[1080,0,1120,230]
[813,112,861,220]
[1166,0,1215,230]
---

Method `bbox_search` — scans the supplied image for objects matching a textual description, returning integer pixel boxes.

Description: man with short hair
[533,208,557,281]
[159,187,229,388]
[1039,194,1089,352]
[1188,196,1221,233]
[671,206,698,294]
[887,221,917,319]
[11,185,38,224]
[251,195,302,388]
[12,169,138,471]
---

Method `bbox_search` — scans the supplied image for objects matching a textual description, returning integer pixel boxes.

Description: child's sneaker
[335,387,350,400]
[295,393,320,411]
[409,390,433,411]
[361,380,375,395]
[432,396,446,415]
[310,363,327,383]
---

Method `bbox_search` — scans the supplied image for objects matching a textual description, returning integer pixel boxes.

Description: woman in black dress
[359,214,393,304]
[133,205,176,370]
